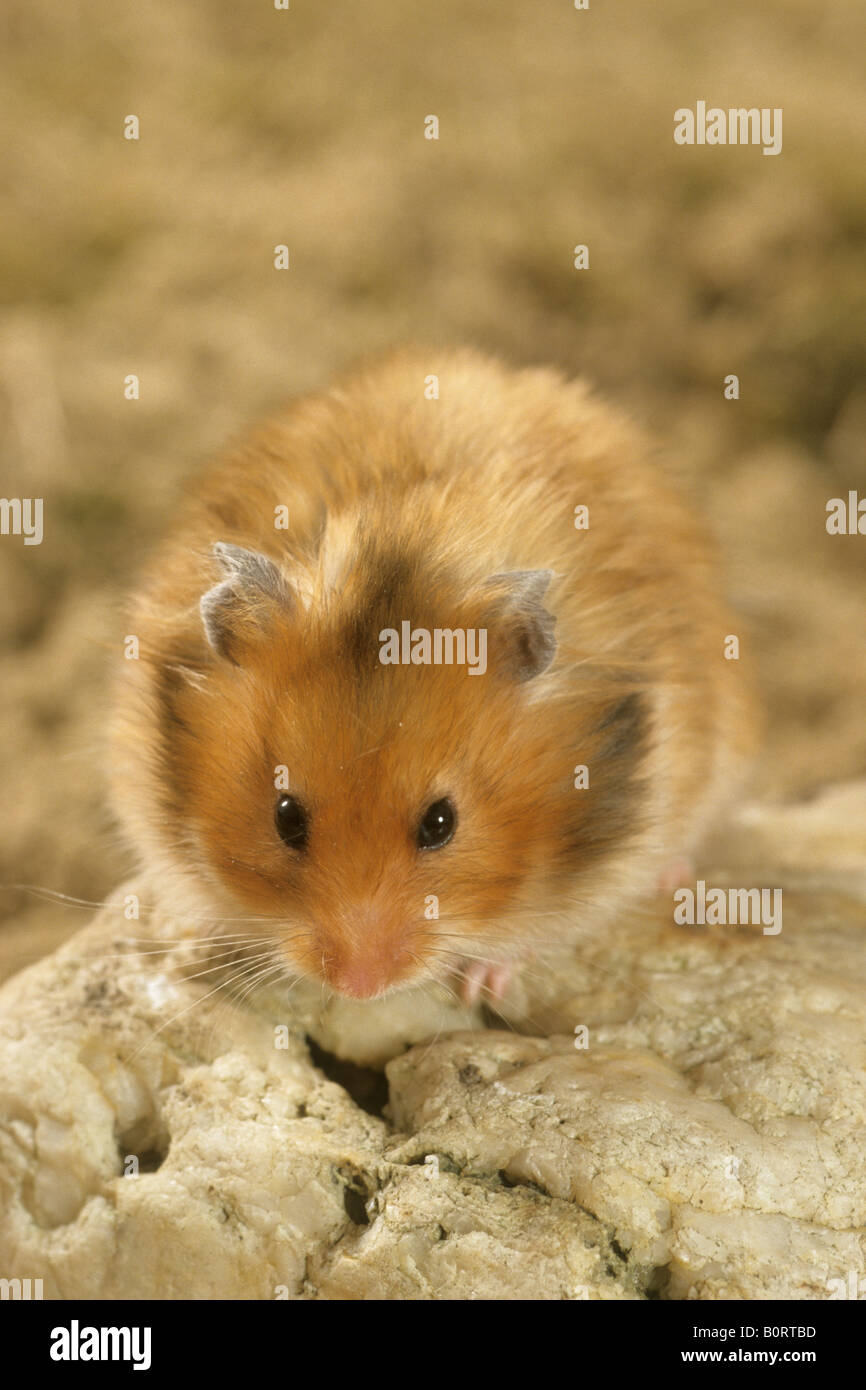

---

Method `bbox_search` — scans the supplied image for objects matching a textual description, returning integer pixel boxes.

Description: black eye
[417,798,456,851]
[274,795,309,850]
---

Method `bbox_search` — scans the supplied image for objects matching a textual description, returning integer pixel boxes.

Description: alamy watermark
[826,491,866,534]
[50,1321,151,1370]
[674,880,782,935]
[674,103,782,157]
[0,497,43,545]
[379,623,487,675]
[0,1276,43,1299]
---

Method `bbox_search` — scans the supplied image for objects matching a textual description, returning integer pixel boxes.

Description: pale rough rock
[705,781,866,900]
[1,787,865,1300]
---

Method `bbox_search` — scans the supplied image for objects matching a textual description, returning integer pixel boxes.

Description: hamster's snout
[321,950,403,1000]
[300,902,422,1000]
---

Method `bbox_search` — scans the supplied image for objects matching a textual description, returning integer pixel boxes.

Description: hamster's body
[111,348,755,1003]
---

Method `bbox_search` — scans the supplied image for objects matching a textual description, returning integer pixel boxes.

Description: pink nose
[327,957,393,1000]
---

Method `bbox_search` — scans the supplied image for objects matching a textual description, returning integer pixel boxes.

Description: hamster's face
[179,647,562,999]
[144,544,646,999]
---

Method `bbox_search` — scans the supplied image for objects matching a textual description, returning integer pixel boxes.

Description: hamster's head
[118,538,648,1000]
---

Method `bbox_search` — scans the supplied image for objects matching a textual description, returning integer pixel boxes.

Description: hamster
[109,347,756,1007]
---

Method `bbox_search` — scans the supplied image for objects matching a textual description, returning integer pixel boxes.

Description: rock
[1,787,865,1299]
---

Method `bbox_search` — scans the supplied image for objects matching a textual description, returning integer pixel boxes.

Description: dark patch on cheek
[558,690,651,865]
[595,691,645,758]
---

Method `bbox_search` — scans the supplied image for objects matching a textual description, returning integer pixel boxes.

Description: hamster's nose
[318,901,413,998]
[326,955,393,1000]
[328,961,386,995]
[322,932,411,999]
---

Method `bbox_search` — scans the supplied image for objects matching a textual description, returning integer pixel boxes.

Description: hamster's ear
[483,569,557,682]
[200,542,296,664]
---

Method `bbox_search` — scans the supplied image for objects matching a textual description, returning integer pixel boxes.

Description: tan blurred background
[1,0,864,981]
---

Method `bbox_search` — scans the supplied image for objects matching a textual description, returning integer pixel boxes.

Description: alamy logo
[379,622,487,675]
[50,1320,152,1371]
[674,103,782,156]
[0,497,43,545]
[674,880,782,935]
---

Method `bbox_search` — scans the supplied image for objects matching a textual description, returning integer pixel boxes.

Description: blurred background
[0,0,864,980]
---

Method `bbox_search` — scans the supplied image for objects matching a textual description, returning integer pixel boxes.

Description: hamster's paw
[657,856,694,894]
[459,960,513,1007]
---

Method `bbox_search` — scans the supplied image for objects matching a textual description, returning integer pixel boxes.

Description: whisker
[119,970,263,1068]
[172,949,278,988]
[47,939,279,967]
[4,883,282,926]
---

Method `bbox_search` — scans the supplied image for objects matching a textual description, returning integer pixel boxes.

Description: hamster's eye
[274,794,309,850]
[417,798,456,851]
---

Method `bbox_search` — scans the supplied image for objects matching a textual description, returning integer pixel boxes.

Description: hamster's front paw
[458,960,513,1007]
[656,856,694,894]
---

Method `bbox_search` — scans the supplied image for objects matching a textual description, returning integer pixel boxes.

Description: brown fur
[109,347,757,999]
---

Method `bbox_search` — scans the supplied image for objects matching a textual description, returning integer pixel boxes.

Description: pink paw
[657,857,694,894]
[459,960,513,1007]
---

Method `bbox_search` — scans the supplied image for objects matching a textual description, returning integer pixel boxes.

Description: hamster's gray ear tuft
[484,569,557,682]
[200,542,296,664]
